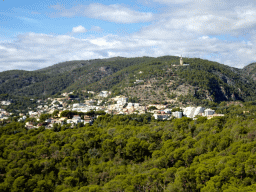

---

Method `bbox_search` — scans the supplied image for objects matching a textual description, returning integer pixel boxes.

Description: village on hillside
[0,90,224,129]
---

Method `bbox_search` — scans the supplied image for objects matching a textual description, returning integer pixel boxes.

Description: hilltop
[1,56,256,105]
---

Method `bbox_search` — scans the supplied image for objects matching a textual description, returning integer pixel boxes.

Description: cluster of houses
[153,106,224,120]
[1,100,11,106]
[0,101,12,122]
[0,108,12,121]
[182,107,224,119]
[72,103,104,112]
[1,91,224,129]
[25,114,93,129]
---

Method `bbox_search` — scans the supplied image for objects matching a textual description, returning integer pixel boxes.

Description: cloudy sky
[1,0,256,71]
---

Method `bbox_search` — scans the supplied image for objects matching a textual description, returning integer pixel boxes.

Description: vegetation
[1,104,256,191]
[1,56,256,105]
[60,110,106,119]
[0,94,42,115]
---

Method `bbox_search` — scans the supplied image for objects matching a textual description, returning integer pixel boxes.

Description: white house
[172,111,183,119]
[204,109,215,116]
[183,107,205,119]
[134,80,144,84]
[153,114,170,120]
[1,101,11,106]
[98,91,111,98]
[72,115,83,124]
[116,97,128,106]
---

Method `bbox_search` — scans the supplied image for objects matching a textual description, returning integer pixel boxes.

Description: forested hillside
[0,57,153,96]
[0,56,256,104]
[1,103,256,191]
[85,57,256,103]
[243,62,256,81]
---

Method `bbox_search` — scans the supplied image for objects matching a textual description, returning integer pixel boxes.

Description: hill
[85,57,256,104]
[243,62,256,81]
[0,57,154,97]
[1,56,256,104]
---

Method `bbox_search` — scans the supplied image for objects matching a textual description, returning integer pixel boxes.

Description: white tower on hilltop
[180,55,183,66]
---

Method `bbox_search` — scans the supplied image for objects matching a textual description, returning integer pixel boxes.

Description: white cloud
[50,3,154,23]
[72,25,87,33]
[2,1,256,71]
[131,19,256,68]
[0,30,256,72]
[85,4,153,23]
[139,0,255,38]
[234,6,256,30]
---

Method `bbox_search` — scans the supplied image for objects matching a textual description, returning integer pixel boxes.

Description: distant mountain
[1,56,256,104]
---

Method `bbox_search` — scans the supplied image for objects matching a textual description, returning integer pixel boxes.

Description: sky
[0,0,256,71]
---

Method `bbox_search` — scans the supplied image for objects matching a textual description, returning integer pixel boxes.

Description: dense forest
[1,103,256,191]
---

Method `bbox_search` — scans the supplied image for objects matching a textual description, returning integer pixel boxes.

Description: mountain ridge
[1,56,256,104]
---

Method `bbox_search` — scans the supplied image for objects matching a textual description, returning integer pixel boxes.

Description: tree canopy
[1,104,256,191]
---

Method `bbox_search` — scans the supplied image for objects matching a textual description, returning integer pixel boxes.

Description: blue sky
[1,0,256,71]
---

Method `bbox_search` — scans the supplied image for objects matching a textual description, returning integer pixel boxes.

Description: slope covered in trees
[0,57,154,96]
[0,56,256,103]
[243,62,256,81]
[86,57,256,103]
[1,103,256,191]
